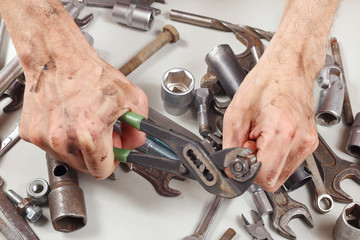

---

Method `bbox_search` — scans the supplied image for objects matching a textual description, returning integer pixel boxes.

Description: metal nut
[26,178,50,205]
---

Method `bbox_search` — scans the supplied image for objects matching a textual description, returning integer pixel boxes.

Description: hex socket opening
[54,216,86,232]
[163,70,194,94]
[347,145,360,158]
[316,112,339,125]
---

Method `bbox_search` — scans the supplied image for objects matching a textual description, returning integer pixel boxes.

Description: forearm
[264,0,340,85]
[0,0,95,78]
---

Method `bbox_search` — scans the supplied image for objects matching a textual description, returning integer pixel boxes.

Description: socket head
[163,25,180,43]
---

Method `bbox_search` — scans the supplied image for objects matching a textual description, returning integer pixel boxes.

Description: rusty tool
[333,202,360,240]
[330,37,354,126]
[241,210,273,240]
[0,75,25,113]
[119,24,180,76]
[169,9,274,41]
[184,195,225,240]
[219,228,236,240]
[114,111,261,198]
[313,134,360,203]
[47,153,87,232]
[305,155,334,213]
[0,176,40,240]
[267,187,314,239]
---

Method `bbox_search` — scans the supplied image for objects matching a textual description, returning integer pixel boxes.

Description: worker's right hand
[19,48,148,179]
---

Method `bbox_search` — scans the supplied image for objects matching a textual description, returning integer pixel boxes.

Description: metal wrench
[267,187,314,239]
[184,195,225,240]
[313,134,360,203]
[0,176,39,240]
[0,121,20,157]
[305,154,334,213]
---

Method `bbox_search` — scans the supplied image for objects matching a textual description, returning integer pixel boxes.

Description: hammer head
[163,25,180,43]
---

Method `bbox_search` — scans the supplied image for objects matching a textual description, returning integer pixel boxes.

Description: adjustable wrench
[305,154,334,213]
[267,187,314,239]
[313,134,360,203]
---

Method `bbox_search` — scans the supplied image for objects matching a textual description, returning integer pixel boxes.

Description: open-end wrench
[184,195,225,240]
[0,120,20,157]
[267,187,314,239]
[313,134,360,203]
[0,176,39,240]
[305,155,334,213]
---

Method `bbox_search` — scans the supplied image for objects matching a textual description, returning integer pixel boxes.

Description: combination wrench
[305,154,334,213]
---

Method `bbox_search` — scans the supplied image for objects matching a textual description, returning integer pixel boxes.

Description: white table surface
[1,0,360,239]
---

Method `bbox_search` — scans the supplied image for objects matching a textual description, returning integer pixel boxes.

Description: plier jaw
[115,111,261,199]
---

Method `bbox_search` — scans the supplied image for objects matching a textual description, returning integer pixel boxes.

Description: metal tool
[330,37,354,126]
[346,112,360,158]
[267,187,314,239]
[0,56,23,96]
[283,162,312,192]
[205,44,246,99]
[315,55,345,126]
[0,120,20,157]
[0,176,40,239]
[169,9,274,41]
[219,228,236,240]
[313,134,360,203]
[1,75,25,113]
[248,184,273,216]
[161,68,195,116]
[305,155,334,213]
[193,88,213,136]
[184,195,225,240]
[200,72,224,95]
[65,0,94,28]
[26,178,50,206]
[47,153,87,232]
[114,111,261,198]
[241,210,273,240]
[333,202,360,240]
[112,0,165,30]
[119,24,180,76]
[5,189,42,223]
[0,15,6,55]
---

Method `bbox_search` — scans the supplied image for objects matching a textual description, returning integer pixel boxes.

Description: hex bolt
[119,25,180,76]
[5,189,42,223]
[193,88,213,136]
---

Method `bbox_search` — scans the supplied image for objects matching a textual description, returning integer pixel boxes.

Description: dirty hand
[0,0,148,179]
[20,53,148,179]
[223,51,318,192]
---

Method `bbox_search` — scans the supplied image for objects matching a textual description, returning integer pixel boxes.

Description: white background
[1,0,360,239]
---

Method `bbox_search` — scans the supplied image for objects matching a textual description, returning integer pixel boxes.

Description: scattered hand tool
[0,120,20,157]
[346,112,360,158]
[0,56,23,96]
[193,88,213,136]
[114,111,261,198]
[219,228,236,240]
[241,210,273,240]
[0,176,39,240]
[169,9,274,41]
[283,162,312,192]
[1,75,25,113]
[184,195,225,240]
[313,134,360,203]
[331,37,354,126]
[315,54,345,126]
[305,155,334,213]
[267,187,314,239]
[333,202,360,240]
[119,24,180,76]
[248,184,273,216]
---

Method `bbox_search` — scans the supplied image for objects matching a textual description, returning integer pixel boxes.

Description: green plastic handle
[118,111,144,131]
[113,148,131,163]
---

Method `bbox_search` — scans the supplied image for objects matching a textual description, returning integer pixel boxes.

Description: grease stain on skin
[44,8,59,17]
[29,57,56,93]
[266,170,277,186]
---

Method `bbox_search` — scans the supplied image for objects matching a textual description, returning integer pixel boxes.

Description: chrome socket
[316,58,345,126]
[346,112,360,158]
[161,68,195,116]
[333,202,360,240]
[26,178,50,206]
